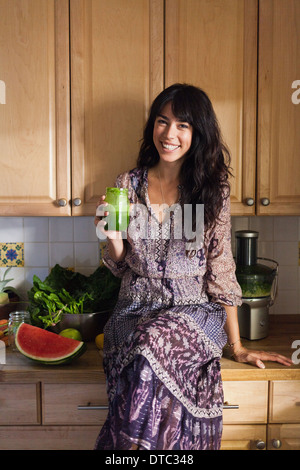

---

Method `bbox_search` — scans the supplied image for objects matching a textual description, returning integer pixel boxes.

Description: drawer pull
[77,404,109,411]
[255,440,266,450]
[223,401,239,410]
[271,439,282,449]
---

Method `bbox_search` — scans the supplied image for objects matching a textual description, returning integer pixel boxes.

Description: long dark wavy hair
[137,83,232,230]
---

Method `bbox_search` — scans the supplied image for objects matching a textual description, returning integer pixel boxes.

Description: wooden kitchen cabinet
[0,0,70,216]
[267,380,300,450]
[268,424,300,450]
[257,0,300,216]
[0,344,107,450]
[0,315,299,450]
[1,0,299,217]
[0,0,163,217]
[220,318,300,450]
[221,425,267,450]
[221,381,300,450]
[221,381,268,450]
[269,380,300,423]
[0,383,41,425]
[165,0,300,216]
[70,0,163,215]
[165,0,258,216]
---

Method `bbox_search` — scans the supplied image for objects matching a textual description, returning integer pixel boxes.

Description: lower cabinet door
[221,425,267,450]
[268,424,300,450]
[0,425,100,450]
[0,383,41,425]
[269,381,300,423]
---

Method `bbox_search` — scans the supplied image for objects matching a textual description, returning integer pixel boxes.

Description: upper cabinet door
[0,0,71,216]
[165,0,258,216]
[257,0,300,215]
[70,0,164,216]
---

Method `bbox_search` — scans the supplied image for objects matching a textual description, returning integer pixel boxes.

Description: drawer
[0,383,41,425]
[223,381,268,424]
[269,380,300,423]
[42,383,108,425]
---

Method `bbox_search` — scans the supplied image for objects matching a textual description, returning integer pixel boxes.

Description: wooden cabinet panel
[268,424,300,450]
[257,0,300,215]
[269,380,300,423]
[0,425,99,450]
[221,425,267,450]
[70,0,164,215]
[0,383,40,425]
[0,0,70,216]
[165,0,258,216]
[223,381,268,424]
[42,383,108,425]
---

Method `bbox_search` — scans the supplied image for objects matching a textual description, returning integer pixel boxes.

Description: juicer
[235,230,278,340]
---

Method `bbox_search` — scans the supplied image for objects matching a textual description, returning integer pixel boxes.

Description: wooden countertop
[1,315,300,383]
[0,343,105,384]
[221,314,300,381]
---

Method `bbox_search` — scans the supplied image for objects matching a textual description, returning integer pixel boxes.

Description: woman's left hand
[232,346,294,369]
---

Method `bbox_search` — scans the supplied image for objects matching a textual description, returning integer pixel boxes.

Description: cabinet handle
[245,197,254,206]
[261,197,270,206]
[223,401,239,409]
[255,440,266,450]
[73,198,82,206]
[57,198,67,207]
[271,439,282,449]
[77,404,109,410]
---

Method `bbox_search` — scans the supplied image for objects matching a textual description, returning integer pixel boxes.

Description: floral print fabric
[95,168,242,450]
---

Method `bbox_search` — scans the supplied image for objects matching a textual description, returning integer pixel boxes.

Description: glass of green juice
[104,187,129,231]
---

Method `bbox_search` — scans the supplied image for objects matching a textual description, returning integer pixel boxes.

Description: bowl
[51,310,112,342]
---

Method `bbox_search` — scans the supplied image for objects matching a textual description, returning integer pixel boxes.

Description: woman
[94,84,292,450]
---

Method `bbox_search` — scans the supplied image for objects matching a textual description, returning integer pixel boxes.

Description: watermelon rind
[15,323,87,365]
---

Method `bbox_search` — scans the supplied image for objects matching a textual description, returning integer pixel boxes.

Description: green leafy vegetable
[27,264,121,329]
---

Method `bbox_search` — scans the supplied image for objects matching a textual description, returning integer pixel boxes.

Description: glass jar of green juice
[104,187,129,232]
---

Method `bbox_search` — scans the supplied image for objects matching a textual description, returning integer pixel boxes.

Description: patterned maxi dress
[94,167,242,450]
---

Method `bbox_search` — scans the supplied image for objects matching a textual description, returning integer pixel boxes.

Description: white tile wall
[0,214,299,315]
[0,216,100,298]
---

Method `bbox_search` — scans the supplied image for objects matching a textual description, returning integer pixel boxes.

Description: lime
[95,333,104,349]
[59,328,82,341]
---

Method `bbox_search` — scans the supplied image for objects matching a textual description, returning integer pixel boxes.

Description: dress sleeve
[101,172,131,278]
[102,243,129,278]
[204,191,242,306]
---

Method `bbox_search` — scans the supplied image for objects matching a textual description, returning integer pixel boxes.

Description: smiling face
[153,101,193,164]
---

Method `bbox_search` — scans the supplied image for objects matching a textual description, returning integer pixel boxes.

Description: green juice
[104,187,129,231]
[105,208,129,231]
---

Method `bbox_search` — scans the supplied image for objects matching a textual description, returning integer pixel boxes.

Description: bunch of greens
[27,264,121,329]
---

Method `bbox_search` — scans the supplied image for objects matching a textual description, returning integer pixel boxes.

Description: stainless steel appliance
[235,230,278,340]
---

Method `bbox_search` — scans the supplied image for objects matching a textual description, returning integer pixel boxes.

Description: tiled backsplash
[0,215,299,315]
[0,217,100,299]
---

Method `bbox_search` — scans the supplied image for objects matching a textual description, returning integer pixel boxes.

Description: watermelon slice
[15,323,86,365]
